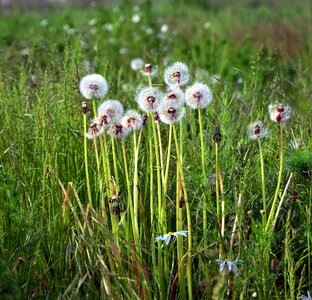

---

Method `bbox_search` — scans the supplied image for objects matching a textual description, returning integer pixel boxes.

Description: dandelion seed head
[136,86,163,112]
[157,100,185,124]
[185,82,213,109]
[164,62,189,86]
[107,123,130,139]
[268,102,292,123]
[85,120,104,139]
[141,63,158,77]
[164,86,185,104]
[97,100,124,123]
[130,58,144,71]
[246,121,268,140]
[79,74,108,100]
[121,110,144,131]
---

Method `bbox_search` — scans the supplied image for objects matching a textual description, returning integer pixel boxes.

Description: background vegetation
[0,0,311,299]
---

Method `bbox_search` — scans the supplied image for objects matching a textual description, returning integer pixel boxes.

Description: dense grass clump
[0,1,311,299]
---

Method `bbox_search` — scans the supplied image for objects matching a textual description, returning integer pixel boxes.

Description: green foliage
[0,1,311,299]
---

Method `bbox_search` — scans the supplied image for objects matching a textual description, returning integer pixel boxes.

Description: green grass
[0,1,311,299]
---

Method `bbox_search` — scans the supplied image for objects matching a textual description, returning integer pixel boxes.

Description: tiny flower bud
[213,125,222,143]
[82,101,91,114]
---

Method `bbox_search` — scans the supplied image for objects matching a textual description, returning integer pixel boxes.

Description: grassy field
[0,1,311,299]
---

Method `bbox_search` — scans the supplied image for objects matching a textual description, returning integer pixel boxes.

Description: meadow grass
[0,1,311,299]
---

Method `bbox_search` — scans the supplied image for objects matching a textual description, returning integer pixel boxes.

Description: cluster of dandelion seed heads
[79,74,108,100]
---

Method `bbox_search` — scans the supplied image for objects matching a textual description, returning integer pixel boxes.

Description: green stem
[83,114,92,206]
[266,124,284,232]
[215,142,221,257]
[164,124,173,194]
[173,124,193,300]
[133,132,140,243]
[258,138,267,224]
[198,109,208,249]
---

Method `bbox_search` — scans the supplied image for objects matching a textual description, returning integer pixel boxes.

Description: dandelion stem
[198,108,208,248]
[258,138,267,224]
[173,124,193,300]
[266,123,284,232]
[215,141,222,257]
[133,132,140,243]
[83,114,92,206]
[164,124,173,194]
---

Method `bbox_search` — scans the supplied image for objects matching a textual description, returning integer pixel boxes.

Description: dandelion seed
[40,19,48,27]
[268,102,292,123]
[155,231,188,246]
[164,62,189,87]
[97,100,124,124]
[103,23,114,32]
[121,110,144,132]
[164,86,185,104]
[107,123,130,139]
[136,86,163,112]
[185,82,213,109]
[79,74,108,100]
[216,258,243,276]
[157,100,185,124]
[85,120,104,139]
[246,121,268,140]
[130,58,144,71]
[141,63,158,77]
[300,291,311,300]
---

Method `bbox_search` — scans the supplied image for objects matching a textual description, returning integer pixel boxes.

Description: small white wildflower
[130,58,144,71]
[216,258,243,276]
[164,62,190,86]
[268,102,292,123]
[97,100,124,123]
[136,86,163,112]
[164,86,185,104]
[160,24,168,33]
[103,23,114,32]
[204,22,211,29]
[155,231,188,246]
[157,100,185,124]
[40,19,48,27]
[121,110,143,132]
[131,14,141,23]
[144,27,154,35]
[88,18,97,26]
[185,82,213,109]
[141,63,158,77]
[246,121,268,140]
[79,74,108,100]
[119,48,128,55]
[107,123,130,139]
[300,291,311,300]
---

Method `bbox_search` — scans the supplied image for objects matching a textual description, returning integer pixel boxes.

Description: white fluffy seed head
[130,58,144,71]
[121,110,143,132]
[163,86,185,104]
[107,123,130,139]
[164,62,189,86]
[136,86,163,112]
[185,82,213,109]
[246,121,268,140]
[85,120,105,139]
[97,100,124,123]
[268,102,292,123]
[157,100,185,124]
[79,74,108,100]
